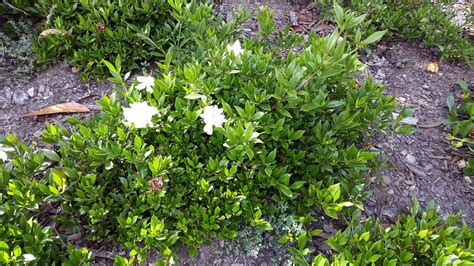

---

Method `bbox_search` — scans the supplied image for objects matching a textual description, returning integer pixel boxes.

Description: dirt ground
[364,41,474,225]
[0,62,112,141]
[0,1,472,265]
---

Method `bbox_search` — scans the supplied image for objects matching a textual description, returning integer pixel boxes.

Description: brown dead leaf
[23,102,91,117]
[40,29,68,37]
[289,25,305,33]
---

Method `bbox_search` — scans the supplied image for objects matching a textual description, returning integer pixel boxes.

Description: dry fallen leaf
[23,102,91,117]
[289,25,305,33]
[40,29,68,37]
[427,62,439,73]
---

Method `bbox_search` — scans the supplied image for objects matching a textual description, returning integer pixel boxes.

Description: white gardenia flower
[226,40,244,57]
[0,145,14,161]
[123,102,159,129]
[136,76,155,93]
[0,150,7,161]
[200,105,227,135]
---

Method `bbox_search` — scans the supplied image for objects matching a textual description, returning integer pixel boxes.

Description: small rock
[374,69,385,82]
[71,66,80,73]
[12,90,28,105]
[401,150,408,156]
[457,159,467,169]
[398,97,406,103]
[405,163,426,177]
[409,185,416,191]
[405,154,417,165]
[401,117,418,125]
[0,87,13,102]
[27,87,35,97]
[38,85,46,93]
[464,176,472,184]
[424,163,434,173]
[407,138,415,145]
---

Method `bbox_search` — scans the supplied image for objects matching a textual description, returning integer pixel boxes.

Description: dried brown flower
[148,176,165,192]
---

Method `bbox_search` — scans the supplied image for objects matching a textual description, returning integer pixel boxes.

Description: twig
[3,0,27,15]
[88,250,116,261]
[430,176,443,194]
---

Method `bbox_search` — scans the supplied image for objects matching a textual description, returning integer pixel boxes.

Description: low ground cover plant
[318,0,474,64]
[446,80,474,176]
[6,0,243,80]
[296,199,473,265]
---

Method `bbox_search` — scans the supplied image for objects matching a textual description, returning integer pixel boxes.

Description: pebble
[12,90,28,104]
[38,85,46,93]
[464,176,472,184]
[424,163,434,173]
[0,87,12,102]
[401,117,418,125]
[405,163,426,177]
[27,87,35,97]
[405,154,417,165]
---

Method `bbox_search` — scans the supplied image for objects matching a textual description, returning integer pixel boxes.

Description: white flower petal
[200,105,226,135]
[136,76,155,93]
[23,254,36,262]
[0,150,7,161]
[226,40,244,57]
[135,83,146,91]
[251,132,261,139]
[203,124,214,135]
[123,102,159,129]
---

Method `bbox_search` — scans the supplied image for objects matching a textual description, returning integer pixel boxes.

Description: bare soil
[364,41,474,224]
[0,62,112,141]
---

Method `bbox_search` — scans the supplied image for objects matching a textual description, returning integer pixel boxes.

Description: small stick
[3,0,28,15]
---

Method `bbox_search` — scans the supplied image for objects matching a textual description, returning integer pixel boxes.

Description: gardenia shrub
[323,198,474,265]
[1,5,413,264]
[30,0,243,80]
[321,0,474,63]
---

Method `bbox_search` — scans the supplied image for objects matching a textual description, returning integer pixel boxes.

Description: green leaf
[368,254,381,263]
[328,183,341,202]
[418,229,429,239]
[360,231,370,242]
[290,181,306,190]
[167,233,179,246]
[333,1,344,25]
[458,80,468,91]
[13,246,21,257]
[42,149,60,162]
[446,95,456,111]
[184,93,203,100]
[297,233,307,250]
[258,221,273,231]
[188,246,198,257]
[278,235,290,244]
[363,30,388,45]
[279,184,293,198]
[0,241,8,251]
